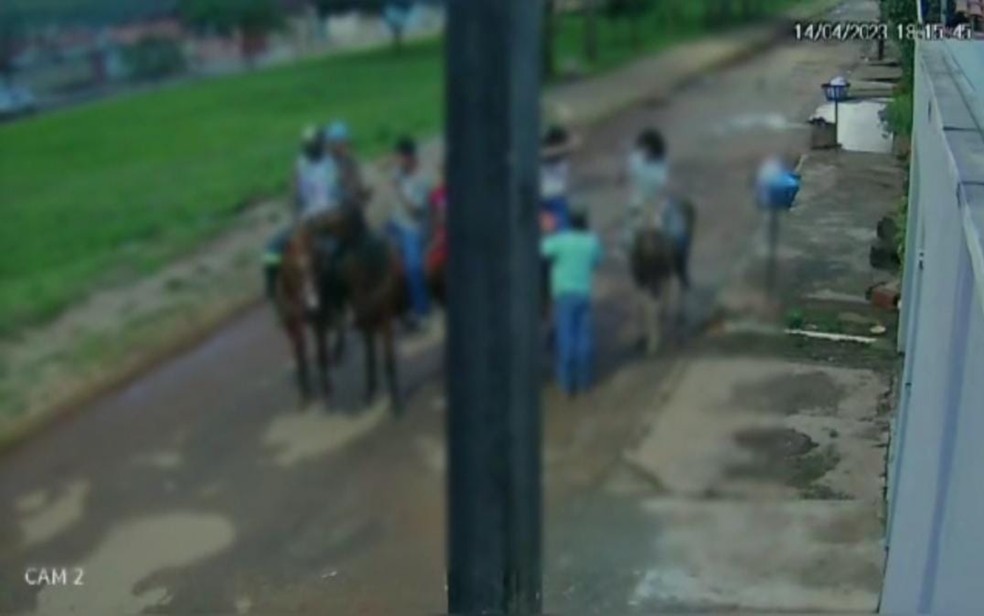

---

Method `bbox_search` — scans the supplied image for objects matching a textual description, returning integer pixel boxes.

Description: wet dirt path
[0,9,879,613]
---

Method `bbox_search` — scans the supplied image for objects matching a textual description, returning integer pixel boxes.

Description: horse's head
[284,227,321,313]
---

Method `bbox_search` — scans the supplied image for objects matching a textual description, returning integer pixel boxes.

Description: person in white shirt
[263,126,336,299]
[625,128,670,249]
[387,136,434,327]
[295,127,338,222]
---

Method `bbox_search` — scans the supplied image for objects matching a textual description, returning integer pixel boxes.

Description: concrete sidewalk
[619,127,905,610]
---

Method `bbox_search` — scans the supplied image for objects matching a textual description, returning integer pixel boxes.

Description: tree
[879,0,918,82]
[124,37,187,81]
[583,0,599,65]
[178,0,285,63]
[0,5,24,82]
[542,0,556,80]
[382,1,413,50]
[605,0,647,49]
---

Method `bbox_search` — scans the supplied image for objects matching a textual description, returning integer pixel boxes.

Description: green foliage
[895,196,908,262]
[238,0,285,36]
[123,37,187,81]
[0,4,25,77]
[884,87,913,138]
[879,0,922,272]
[0,0,813,335]
[0,40,443,335]
[605,0,648,19]
[178,0,284,37]
[880,0,918,85]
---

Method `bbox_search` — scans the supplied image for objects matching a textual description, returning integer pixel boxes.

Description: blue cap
[325,121,350,143]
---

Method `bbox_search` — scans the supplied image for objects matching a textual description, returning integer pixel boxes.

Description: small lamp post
[821,76,850,146]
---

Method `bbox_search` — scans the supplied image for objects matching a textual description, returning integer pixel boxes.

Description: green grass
[0,1,804,336]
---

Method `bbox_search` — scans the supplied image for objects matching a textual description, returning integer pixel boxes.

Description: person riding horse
[625,127,696,352]
[263,125,338,300]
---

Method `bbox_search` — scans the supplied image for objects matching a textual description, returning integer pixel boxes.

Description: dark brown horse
[274,226,342,404]
[629,198,696,354]
[275,213,408,414]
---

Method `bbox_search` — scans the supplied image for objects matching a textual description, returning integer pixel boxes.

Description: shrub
[123,37,187,81]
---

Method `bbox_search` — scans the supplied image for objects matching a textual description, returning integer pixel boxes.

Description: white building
[880,38,984,613]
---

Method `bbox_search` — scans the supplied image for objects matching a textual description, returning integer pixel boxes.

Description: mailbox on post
[821,76,850,147]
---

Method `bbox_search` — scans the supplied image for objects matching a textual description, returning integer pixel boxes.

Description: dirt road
[0,3,883,612]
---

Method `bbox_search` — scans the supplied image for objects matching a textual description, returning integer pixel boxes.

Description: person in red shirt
[425,165,448,281]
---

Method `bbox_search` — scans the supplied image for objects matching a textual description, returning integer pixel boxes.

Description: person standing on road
[425,162,448,281]
[625,127,670,251]
[541,125,578,233]
[541,207,603,397]
[263,125,338,299]
[387,136,434,328]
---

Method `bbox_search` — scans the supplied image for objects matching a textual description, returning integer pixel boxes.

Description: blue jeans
[553,293,594,394]
[542,196,571,231]
[387,221,431,318]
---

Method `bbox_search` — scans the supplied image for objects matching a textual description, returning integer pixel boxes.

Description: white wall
[881,40,984,613]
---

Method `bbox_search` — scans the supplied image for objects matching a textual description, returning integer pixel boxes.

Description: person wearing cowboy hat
[540,125,580,233]
[262,124,337,299]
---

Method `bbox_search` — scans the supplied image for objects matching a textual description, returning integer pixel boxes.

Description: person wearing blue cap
[325,120,371,214]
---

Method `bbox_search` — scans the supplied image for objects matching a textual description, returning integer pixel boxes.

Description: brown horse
[275,213,408,414]
[629,198,696,354]
[274,226,342,404]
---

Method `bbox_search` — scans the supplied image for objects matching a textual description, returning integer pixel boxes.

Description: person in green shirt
[541,207,603,396]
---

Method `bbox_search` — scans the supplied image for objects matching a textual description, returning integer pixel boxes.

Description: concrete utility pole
[445,0,543,613]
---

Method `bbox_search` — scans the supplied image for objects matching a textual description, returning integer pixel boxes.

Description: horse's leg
[382,319,403,416]
[644,290,662,355]
[333,320,347,362]
[634,289,649,351]
[313,314,333,404]
[363,327,377,406]
[286,317,312,404]
[674,244,690,325]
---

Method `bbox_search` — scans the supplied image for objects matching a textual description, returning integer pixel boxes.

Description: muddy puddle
[811,99,893,153]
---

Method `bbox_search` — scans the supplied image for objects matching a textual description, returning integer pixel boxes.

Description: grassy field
[0,2,801,337]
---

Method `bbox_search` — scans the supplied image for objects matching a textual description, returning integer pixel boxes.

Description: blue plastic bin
[764,172,801,210]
